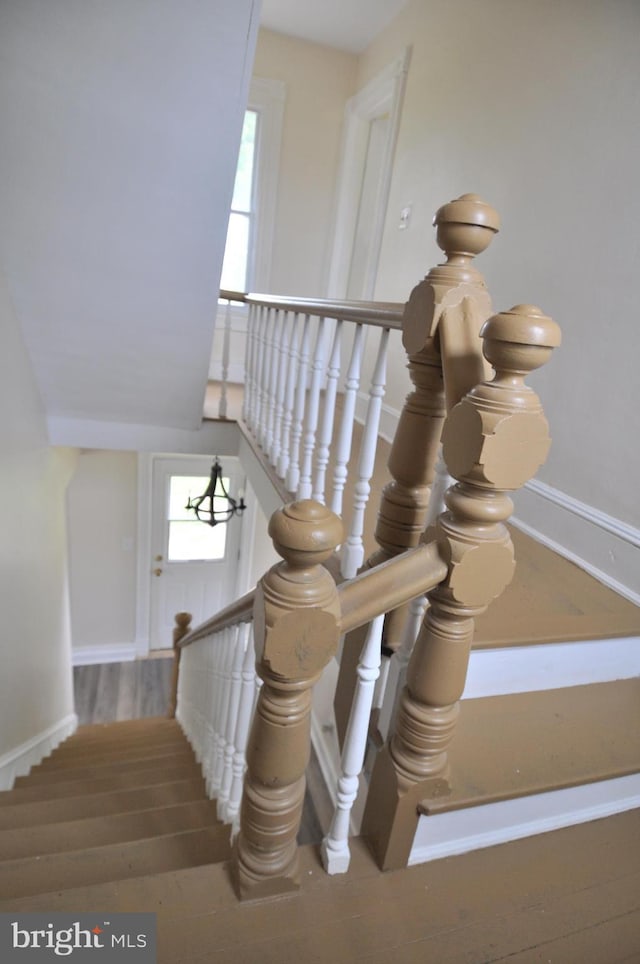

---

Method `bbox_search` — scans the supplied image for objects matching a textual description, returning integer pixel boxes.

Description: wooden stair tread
[0,799,219,860]
[0,779,206,830]
[53,729,186,753]
[15,752,200,786]
[474,528,640,648]
[0,825,231,900]
[67,717,180,740]
[420,678,640,815]
[1,763,203,806]
[3,812,639,964]
[35,741,195,771]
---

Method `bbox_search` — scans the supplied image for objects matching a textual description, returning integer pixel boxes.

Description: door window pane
[167,475,228,561]
[220,212,250,291]
[232,110,257,212]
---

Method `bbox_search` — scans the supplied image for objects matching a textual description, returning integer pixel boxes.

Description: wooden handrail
[178,589,255,648]
[338,541,448,635]
[219,288,404,330]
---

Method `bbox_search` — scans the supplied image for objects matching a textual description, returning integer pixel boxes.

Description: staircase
[0,719,231,901]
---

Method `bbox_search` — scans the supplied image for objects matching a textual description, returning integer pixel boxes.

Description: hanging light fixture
[185,458,246,527]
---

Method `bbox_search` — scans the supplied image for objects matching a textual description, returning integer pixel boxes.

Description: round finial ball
[268,500,344,568]
[174,612,192,629]
[481,304,561,374]
[433,193,500,259]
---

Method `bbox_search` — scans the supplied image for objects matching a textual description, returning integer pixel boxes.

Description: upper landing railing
[176,194,561,900]
[216,289,405,579]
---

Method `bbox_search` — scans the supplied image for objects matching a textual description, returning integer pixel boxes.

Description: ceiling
[261,0,410,53]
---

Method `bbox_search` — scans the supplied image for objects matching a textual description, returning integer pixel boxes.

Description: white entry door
[148,456,243,650]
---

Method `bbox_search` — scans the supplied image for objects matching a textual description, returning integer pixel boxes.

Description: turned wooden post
[362,304,561,870]
[335,194,500,743]
[234,500,343,900]
[168,611,192,718]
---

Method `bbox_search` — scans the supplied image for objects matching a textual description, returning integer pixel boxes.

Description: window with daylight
[219,110,258,293]
[218,78,285,298]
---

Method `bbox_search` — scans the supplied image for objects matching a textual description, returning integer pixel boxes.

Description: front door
[148,456,243,650]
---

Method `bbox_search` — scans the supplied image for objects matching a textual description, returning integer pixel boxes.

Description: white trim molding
[514,480,640,605]
[72,644,137,666]
[0,713,78,790]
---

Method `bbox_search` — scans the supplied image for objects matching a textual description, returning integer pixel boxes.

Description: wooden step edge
[418,678,640,816]
[0,779,208,831]
[0,825,232,902]
[0,765,204,806]
[15,754,201,786]
[60,725,183,750]
[69,717,178,737]
[35,743,194,770]
[0,799,223,861]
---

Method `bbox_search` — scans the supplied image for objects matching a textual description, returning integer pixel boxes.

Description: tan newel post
[234,500,343,900]
[362,304,561,870]
[335,194,500,743]
[168,612,192,719]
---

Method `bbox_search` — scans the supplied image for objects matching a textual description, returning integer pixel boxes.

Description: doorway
[146,456,244,650]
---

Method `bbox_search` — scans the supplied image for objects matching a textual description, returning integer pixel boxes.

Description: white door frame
[135,452,246,656]
[326,48,411,300]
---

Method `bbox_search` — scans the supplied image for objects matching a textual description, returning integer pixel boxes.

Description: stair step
[420,678,640,816]
[14,752,200,787]
[0,799,219,860]
[0,825,230,900]
[54,727,186,754]
[0,762,203,807]
[34,740,193,771]
[64,717,179,743]
[0,779,206,830]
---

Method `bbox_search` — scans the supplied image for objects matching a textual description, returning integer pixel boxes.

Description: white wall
[252,29,358,296]
[353,0,640,598]
[67,451,138,660]
[0,266,76,779]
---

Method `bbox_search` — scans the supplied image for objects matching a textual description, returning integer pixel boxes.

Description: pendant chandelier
[185,458,246,527]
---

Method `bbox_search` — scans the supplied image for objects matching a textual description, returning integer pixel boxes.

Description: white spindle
[256,307,272,447]
[277,314,302,481]
[211,631,235,796]
[321,614,384,875]
[270,311,291,468]
[312,319,342,504]
[297,317,328,500]
[217,625,245,821]
[228,624,256,833]
[286,314,311,493]
[341,327,390,577]
[219,299,232,419]
[426,449,453,527]
[377,594,428,743]
[242,303,256,425]
[248,305,265,433]
[330,324,364,517]
[264,310,284,460]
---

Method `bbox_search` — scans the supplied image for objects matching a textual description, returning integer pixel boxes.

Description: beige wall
[253,29,358,296]
[67,451,138,653]
[0,267,75,760]
[354,0,640,534]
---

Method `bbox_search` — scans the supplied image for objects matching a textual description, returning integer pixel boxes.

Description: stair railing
[174,194,559,899]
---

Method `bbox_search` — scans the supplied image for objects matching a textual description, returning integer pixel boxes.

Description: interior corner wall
[67,450,138,659]
[0,266,75,764]
[252,29,358,296]
[352,0,640,595]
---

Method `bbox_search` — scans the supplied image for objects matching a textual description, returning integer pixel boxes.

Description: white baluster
[286,314,311,493]
[217,625,245,821]
[312,320,342,504]
[211,630,234,796]
[256,307,272,447]
[341,327,390,577]
[219,299,232,419]
[229,624,257,835]
[248,305,265,433]
[264,310,284,460]
[271,312,292,472]
[297,317,328,500]
[426,448,453,527]
[330,324,364,517]
[321,614,383,875]
[277,314,302,481]
[241,303,253,424]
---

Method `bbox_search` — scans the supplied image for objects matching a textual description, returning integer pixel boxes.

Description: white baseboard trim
[0,713,78,790]
[463,636,640,699]
[409,773,640,865]
[513,479,639,605]
[72,644,137,666]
